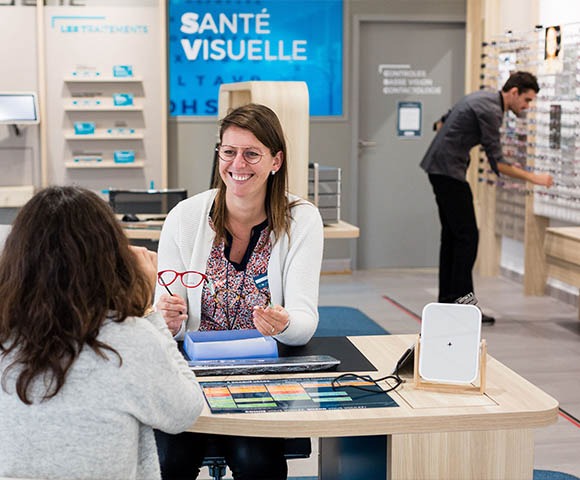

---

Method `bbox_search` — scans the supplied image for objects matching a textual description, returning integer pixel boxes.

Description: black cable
[330,342,419,394]
[331,371,403,395]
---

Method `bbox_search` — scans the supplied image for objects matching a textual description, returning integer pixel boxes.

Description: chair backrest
[108,189,187,216]
[202,438,311,480]
[281,437,312,459]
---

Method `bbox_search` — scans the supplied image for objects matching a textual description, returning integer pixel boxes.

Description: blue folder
[183,329,279,361]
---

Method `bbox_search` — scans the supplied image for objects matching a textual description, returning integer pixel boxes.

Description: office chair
[202,438,312,480]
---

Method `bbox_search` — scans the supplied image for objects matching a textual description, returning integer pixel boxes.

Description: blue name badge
[253,273,269,291]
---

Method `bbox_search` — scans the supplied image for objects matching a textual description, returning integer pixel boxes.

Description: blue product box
[113,65,133,77]
[113,150,135,163]
[113,93,134,106]
[183,329,279,361]
[73,122,96,135]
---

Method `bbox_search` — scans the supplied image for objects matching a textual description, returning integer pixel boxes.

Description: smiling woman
[217,124,281,206]
[153,103,324,480]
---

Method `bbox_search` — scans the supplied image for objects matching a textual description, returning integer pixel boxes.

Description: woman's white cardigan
[154,189,324,346]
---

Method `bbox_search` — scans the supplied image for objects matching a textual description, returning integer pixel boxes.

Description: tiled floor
[200,268,580,479]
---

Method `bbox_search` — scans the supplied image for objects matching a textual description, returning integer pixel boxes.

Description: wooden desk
[121,221,163,240]
[544,227,580,319]
[321,220,359,239]
[189,334,558,480]
[122,220,360,241]
[545,226,580,287]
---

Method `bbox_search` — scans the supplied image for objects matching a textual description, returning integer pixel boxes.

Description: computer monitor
[108,188,187,216]
[0,93,39,124]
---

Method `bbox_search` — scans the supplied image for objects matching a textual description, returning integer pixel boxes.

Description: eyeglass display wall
[480,23,580,228]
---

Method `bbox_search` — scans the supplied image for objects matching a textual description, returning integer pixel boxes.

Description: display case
[308,163,341,225]
[62,74,145,170]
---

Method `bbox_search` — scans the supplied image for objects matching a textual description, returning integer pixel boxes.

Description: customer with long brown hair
[0,186,204,480]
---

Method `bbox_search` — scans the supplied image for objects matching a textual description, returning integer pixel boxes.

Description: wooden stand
[413,336,487,394]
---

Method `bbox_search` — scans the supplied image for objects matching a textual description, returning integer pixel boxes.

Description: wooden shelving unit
[35,1,167,191]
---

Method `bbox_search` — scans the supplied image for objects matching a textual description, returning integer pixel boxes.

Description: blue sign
[168,0,343,117]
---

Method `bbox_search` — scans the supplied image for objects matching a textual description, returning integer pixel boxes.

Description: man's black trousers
[428,174,479,303]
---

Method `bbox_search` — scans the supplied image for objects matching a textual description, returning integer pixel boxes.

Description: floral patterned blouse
[199,217,272,330]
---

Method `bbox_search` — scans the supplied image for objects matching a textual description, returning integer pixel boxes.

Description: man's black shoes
[481,313,495,324]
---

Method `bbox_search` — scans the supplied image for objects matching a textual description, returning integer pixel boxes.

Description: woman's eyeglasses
[157,270,210,296]
[216,145,265,164]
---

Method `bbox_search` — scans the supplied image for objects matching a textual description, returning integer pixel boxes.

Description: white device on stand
[0,92,39,138]
[0,92,39,126]
[418,303,482,385]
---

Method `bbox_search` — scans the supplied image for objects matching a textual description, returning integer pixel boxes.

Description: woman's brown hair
[213,103,297,242]
[0,186,152,404]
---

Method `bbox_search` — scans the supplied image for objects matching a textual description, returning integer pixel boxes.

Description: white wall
[0,6,40,223]
[494,0,580,38]
[539,0,580,25]
[496,0,538,35]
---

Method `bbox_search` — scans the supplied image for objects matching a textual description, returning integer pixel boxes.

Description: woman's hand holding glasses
[157,293,188,336]
[155,270,207,336]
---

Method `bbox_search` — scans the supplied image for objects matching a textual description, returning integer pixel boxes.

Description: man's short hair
[502,71,540,94]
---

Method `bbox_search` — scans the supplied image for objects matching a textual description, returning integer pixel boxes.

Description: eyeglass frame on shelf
[215,145,266,164]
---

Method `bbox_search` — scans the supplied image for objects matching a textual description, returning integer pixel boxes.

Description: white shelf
[64,76,143,83]
[65,160,145,169]
[64,130,144,140]
[64,103,143,112]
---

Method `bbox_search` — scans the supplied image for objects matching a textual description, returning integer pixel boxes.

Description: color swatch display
[200,376,398,414]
